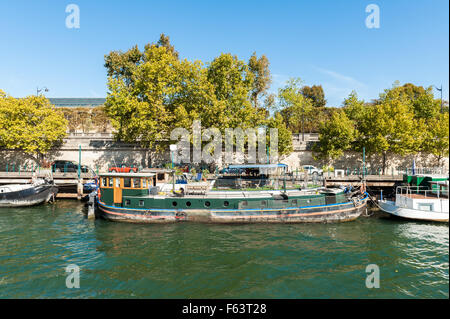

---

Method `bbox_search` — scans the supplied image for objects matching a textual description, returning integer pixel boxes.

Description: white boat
[378,184,449,223]
[0,179,58,208]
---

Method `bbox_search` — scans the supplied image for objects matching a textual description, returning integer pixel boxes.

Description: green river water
[0,200,448,298]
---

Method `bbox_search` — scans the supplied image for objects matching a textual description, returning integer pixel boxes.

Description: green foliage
[313,110,356,161]
[278,78,314,134]
[422,112,449,164]
[301,85,326,108]
[265,113,293,156]
[104,36,292,159]
[248,52,271,108]
[378,82,440,119]
[314,84,448,171]
[0,90,67,163]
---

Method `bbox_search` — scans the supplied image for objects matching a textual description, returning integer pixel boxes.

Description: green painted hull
[97,192,369,224]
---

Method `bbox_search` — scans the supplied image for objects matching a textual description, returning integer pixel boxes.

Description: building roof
[49,98,106,107]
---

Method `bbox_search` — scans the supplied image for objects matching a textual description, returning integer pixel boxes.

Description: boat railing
[396,186,448,199]
[396,186,449,213]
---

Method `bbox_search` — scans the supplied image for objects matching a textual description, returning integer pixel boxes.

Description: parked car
[302,165,323,176]
[108,164,138,173]
[51,160,89,173]
[219,167,245,175]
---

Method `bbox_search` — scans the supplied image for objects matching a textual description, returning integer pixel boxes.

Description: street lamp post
[434,85,443,113]
[169,144,177,193]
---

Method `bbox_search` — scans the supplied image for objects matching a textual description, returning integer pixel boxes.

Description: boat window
[157,173,165,181]
[125,199,131,206]
[172,201,177,207]
[142,179,147,188]
[101,178,107,187]
[261,200,267,206]
[139,200,144,207]
[205,201,211,207]
[241,201,248,207]
[124,178,131,188]
[115,178,120,188]
[186,201,192,207]
[224,201,229,207]
[418,203,433,211]
[133,178,140,188]
[108,178,113,187]
[291,199,298,206]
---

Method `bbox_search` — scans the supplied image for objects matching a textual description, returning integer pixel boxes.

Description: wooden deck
[0,171,95,185]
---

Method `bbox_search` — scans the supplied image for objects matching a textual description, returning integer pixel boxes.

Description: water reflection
[0,202,448,298]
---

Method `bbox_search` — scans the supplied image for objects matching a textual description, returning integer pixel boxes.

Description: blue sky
[0,0,448,106]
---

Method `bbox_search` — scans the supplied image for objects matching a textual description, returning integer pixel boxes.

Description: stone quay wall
[0,132,448,174]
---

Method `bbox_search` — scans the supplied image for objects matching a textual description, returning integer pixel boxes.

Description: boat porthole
[186,201,191,207]
[224,201,229,207]
[205,201,211,207]
[172,201,178,207]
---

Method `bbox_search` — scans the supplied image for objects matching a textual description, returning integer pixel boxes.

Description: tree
[378,82,440,119]
[104,38,289,163]
[207,53,267,129]
[248,52,271,108]
[342,91,367,122]
[104,45,143,87]
[422,112,449,165]
[105,43,219,151]
[265,113,293,157]
[0,90,67,164]
[278,78,313,140]
[313,110,356,161]
[156,33,179,59]
[301,85,326,108]
[358,94,417,173]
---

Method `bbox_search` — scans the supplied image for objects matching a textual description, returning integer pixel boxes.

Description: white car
[302,165,323,176]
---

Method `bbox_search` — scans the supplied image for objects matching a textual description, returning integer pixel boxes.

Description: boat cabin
[140,168,172,184]
[395,185,449,213]
[98,172,157,206]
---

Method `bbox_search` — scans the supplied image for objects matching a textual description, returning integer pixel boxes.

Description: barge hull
[97,196,368,224]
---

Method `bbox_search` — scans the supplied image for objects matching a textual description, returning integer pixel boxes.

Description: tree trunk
[301,113,305,142]
[382,152,387,175]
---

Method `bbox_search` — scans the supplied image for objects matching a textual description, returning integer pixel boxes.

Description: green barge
[96,172,369,223]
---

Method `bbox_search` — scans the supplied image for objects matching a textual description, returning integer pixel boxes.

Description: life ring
[175,211,187,220]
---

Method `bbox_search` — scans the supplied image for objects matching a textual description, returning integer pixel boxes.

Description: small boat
[0,179,58,208]
[95,172,368,224]
[378,183,449,223]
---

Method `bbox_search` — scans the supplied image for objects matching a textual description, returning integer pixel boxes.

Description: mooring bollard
[77,179,83,200]
[87,191,96,219]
